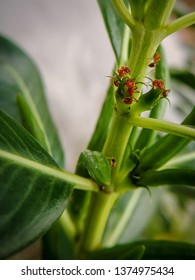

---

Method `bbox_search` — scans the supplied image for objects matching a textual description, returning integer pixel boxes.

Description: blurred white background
[0,0,186,170]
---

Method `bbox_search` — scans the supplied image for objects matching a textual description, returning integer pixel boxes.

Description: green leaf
[42,219,74,260]
[0,109,74,259]
[89,240,195,260]
[103,188,162,246]
[97,0,128,61]
[88,84,114,151]
[170,69,195,90]
[0,35,64,167]
[76,149,111,187]
[169,185,195,199]
[137,168,195,187]
[16,94,49,151]
[119,245,145,260]
[67,149,112,228]
[134,106,195,174]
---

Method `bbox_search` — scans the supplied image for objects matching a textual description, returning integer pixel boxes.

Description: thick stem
[77,192,118,256]
[144,0,176,29]
[77,111,133,255]
[102,111,133,184]
[128,24,166,94]
[78,0,181,256]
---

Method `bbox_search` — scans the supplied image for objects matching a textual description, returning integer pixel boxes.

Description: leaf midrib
[0,150,99,192]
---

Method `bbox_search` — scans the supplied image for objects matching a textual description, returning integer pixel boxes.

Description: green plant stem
[78,192,118,256]
[78,0,184,256]
[119,22,131,65]
[167,11,195,36]
[78,111,134,255]
[112,0,136,29]
[102,111,133,183]
[144,0,176,29]
[128,116,195,140]
[59,210,77,240]
[128,25,166,92]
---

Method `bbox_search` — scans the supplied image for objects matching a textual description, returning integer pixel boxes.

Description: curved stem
[166,11,195,37]
[112,0,136,29]
[59,210,77,240]
[129,116,195,140]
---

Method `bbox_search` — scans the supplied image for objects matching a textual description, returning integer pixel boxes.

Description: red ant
[162,89,171,98]
[109,66,139,105]
[122,96,138,104]
[113,79,119,87]
[148,52,161,68]
[152,79,171,103]
[125,78,136,89]
[152,79,165,90]
[118,66,131,78]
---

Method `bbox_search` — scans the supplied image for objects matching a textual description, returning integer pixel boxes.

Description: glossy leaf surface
[0,110,73,259]
[0,35,64,167]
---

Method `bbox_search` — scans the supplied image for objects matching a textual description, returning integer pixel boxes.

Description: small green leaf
[134,106,195,174]
[97,0,128,61]
[16,94,49,151]
[0,35,64,167]
[89,240,195,260]
[0,109,74,259]
[76,149,111,187]
[137,168,195,187]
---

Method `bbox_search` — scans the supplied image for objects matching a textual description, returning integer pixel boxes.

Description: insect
[113,79,119,87]
[162,89,171,98]
[122,95,138,104]
[148,52,161,67]
[117,66,131,78]
[152,79,171,102]
[152,79,165,90]
[109,157,117,168]
[109,66,139,105]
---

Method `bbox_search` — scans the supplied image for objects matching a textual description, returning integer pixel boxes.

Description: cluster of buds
[111,66,139,105]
